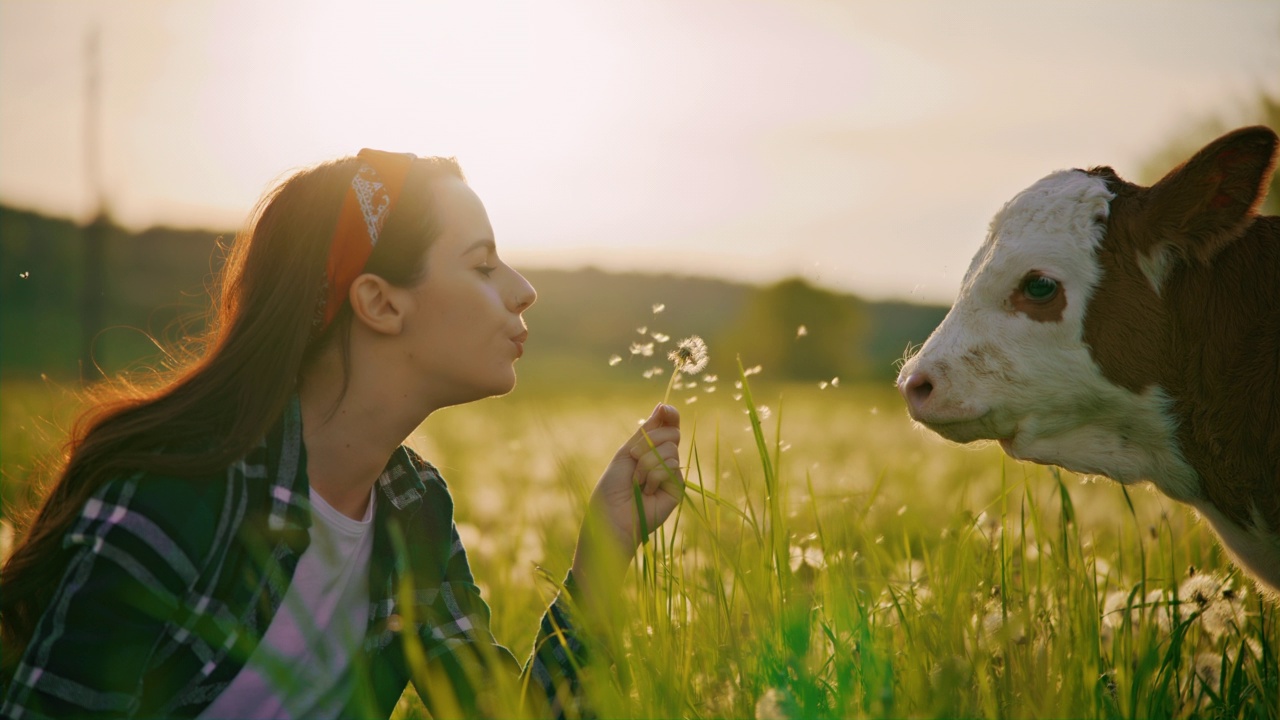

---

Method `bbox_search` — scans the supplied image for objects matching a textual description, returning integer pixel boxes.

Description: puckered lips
[510,329,528,359]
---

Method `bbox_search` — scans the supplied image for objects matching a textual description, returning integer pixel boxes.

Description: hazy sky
[2,0,1277,303]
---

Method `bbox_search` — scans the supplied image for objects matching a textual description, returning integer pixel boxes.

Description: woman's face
[400,176,536,407]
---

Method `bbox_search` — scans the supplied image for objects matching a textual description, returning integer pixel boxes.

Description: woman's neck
[297,347,434,520]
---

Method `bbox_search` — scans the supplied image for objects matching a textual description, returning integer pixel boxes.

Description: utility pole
[80,24,107,381]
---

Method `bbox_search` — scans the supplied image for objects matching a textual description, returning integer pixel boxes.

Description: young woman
[0,150,685,718]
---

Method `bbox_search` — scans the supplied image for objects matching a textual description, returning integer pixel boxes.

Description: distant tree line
[0,205,948,384]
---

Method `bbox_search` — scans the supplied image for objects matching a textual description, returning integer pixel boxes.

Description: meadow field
[2,368,1276,718]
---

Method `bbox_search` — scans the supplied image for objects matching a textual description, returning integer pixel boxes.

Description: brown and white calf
[897,126,1280,593]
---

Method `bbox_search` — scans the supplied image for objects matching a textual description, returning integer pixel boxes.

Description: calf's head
[896,126,1278,502]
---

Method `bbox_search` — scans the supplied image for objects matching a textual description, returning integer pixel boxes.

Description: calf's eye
[1021,275,1059,302]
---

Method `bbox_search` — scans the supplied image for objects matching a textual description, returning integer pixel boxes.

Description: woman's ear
[348,273,406,335]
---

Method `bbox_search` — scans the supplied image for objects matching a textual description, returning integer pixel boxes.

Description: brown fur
[1082,126,1280,531]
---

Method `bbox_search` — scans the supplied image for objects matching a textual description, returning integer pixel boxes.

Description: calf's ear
[1147,125,1278,265]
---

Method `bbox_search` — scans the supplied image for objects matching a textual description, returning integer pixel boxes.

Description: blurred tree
[1138,91,1280,215]
[719,277,869,381]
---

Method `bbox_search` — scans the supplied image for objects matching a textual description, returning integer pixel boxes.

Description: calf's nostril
[900,372,934,407]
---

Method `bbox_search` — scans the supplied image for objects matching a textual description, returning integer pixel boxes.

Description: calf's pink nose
[899,372,934,414]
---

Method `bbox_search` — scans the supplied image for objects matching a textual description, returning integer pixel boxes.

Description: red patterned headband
[320,148,417,328]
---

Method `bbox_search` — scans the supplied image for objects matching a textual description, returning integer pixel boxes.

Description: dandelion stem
[661,366,679,407]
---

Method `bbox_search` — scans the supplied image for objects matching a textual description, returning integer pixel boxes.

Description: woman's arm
[408,404,683,718]
[1,476,199,718]
[571,403,683,620]
[406,522,586,719]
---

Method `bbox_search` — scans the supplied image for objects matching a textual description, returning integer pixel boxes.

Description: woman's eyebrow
[459,238,496,257]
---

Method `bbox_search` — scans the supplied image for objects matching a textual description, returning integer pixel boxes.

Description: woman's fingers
[643,458,681,495]
[629,427,679,460]
[633,442,681,494]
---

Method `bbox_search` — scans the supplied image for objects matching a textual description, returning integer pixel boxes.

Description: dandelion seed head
[608,354,622,366]
[1193,652,1223,690]
[1177,573,1246,637]
[668,335,709,375]
[754,687,797,720]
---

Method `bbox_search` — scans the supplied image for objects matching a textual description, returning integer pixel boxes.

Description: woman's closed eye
[477,264,496,278]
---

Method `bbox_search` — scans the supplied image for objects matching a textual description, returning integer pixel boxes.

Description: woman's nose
[510,269,536,312]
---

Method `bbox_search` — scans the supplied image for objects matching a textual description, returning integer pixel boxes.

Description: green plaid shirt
[1,398,586,718]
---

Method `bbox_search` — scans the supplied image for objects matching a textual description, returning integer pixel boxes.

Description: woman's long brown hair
[0,154,463,679]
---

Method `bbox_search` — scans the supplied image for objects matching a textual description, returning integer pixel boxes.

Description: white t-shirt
[198,486,376,719]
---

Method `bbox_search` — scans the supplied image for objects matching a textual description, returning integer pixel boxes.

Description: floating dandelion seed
[652,303,665,314]
[830,377,839,387]
[744,365,762,376]
[650,332,670,342]
[636,326,648,334]
[608,354,622,366]
[642,366,665,379]
[796,325,808,338]
[685,396,698,404]
[756,405,772,420]
[18,271,30,279]
[788,544,826,572]
[819,381,828,389]
[630,342,655,357]
[703,374,717,383]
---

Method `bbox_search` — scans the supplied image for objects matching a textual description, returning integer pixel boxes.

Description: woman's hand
[571,404,684,604]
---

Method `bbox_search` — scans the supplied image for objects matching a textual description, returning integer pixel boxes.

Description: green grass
[3,369,1277,718]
